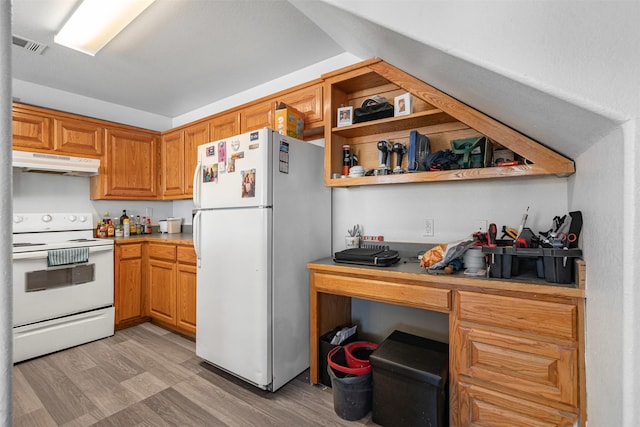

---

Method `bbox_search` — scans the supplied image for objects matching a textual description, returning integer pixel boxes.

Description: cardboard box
[275,102,305,139]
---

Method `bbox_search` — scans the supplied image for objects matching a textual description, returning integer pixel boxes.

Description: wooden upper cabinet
[209,111,240,141]
[97,128,158,199]
[12,109,52,151]
[184,121,212,195]
[161,130,185,198]
[240,101,273,133]
[54,117,104,157]
[278,83,323,126]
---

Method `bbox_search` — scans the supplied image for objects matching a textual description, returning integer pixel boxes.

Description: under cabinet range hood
[12,150,100,176]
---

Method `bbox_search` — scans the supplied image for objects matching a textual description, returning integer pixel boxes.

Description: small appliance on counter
[158,217,182,233]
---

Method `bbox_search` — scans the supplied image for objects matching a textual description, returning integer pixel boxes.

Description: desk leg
[309,286,351,384]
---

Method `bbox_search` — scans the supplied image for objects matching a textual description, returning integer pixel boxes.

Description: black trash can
[327,346,373,421]
[319,326,358,387]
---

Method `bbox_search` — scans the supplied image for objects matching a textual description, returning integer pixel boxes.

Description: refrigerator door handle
[193,161,202,209]
[193,211,202,267]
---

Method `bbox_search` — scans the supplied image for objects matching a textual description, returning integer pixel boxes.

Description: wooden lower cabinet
[450,290,582,426]
[148,253,177,325]
[176,246,197,335]
[114,242,147,329]
[457,382,579,427]
[146,242,196,336]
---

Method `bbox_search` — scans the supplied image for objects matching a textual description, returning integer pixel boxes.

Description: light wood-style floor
[13,322,376,426]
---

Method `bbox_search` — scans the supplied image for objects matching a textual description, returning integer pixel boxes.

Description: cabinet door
[240,101,273,133]
[148,258,177,326]
[12,110,52,150]
[184,122,211,195]
[161,130,185,198]
[176,262,197,335]
[278,83,323,125]
[114,243,144,327]
[104,128,158,198]
[54,117,104,157]
[457,382,579,427]
[210,112,240,141]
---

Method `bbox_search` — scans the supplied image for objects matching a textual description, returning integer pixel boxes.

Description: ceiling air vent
[12,35,47,55]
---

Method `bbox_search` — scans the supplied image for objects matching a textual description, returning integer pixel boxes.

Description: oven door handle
[13,251,49,261]
[12,245,114,260]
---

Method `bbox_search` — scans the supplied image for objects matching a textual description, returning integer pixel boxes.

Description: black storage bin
[542,248,582,284]
[483,246,515,278]
[369,330,449,427]
[319,326,358,387]
[483,247,544,279]
[511,247,545,279]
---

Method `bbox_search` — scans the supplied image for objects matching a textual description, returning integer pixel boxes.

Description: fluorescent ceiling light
[54,0,155,56]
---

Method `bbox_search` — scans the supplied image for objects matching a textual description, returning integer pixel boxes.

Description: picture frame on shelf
[394,93,412,117]
[337,106,353,127]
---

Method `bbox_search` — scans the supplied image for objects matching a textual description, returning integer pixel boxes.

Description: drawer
[456,382,579,427]
[177,245,196,264]
[148,243,176,261]
[455,325,578,406]
[118,243,142,259]
[314,272,450,312]
[457,291,577,340]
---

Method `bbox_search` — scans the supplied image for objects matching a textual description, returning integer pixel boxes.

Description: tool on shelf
[392,143,407,174]
[375,140,392,175]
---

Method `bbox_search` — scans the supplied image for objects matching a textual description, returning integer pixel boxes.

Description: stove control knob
[42,214,52,223]
[13,215,23,223]
[68,215,77,222]
[78,215,88,223]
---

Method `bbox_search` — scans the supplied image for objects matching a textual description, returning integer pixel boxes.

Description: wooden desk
[307,258,586,426]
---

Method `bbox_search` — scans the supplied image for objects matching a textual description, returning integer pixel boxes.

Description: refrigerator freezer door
[196,129,271,209]
[195,208,272,389]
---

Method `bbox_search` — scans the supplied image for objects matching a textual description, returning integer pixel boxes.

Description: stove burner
[13,243,46,247]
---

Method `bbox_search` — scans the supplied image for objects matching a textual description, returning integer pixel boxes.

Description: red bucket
[344,341,378,368]
[328,346,372,376]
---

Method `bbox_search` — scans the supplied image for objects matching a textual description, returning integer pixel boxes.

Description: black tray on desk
[333,248,401,267]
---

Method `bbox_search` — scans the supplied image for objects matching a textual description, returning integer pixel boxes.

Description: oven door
[12,245,114,327]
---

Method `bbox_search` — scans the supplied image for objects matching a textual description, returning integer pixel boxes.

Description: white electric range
[12,212,114,363]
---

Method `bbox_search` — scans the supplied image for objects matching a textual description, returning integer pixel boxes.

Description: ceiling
[11,0,345,118]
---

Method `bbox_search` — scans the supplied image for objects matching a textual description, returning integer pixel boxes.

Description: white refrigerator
[193,128,331,391]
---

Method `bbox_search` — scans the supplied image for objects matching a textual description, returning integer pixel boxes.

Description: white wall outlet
[424,218,434,237]
[476,220,488,233]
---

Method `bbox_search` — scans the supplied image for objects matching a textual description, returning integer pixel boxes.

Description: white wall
[12,170,174,226]
[13,79,171,132]
[332,177,567,248]
[571,125,626,423]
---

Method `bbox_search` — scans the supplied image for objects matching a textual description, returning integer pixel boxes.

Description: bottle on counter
[120,210,129,226]
[136,215,143,235]
[130,216,137,236]
[123,216,130,237]
[99,221,107,238]
[107,219,115,237]
[96,221,102,238]
[146,216,152,234]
